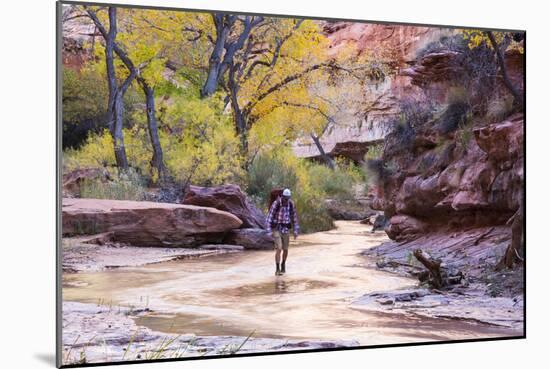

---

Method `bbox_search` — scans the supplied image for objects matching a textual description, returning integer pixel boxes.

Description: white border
[1,1,546,368]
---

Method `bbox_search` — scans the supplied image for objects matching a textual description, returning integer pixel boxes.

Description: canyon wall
[368,33,525,241]
[292,22,456,163]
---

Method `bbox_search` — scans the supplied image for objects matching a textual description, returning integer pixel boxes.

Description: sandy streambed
[61,221,522,365]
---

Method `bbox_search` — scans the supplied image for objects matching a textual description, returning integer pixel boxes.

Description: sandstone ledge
[62,198,243,247]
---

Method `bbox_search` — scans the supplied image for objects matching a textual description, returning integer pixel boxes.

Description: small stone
[376,298,395,305]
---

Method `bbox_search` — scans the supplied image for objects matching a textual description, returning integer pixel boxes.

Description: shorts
[273,230,290,250]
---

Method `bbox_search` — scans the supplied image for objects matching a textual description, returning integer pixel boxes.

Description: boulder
[182,184,266,229]
[325,199,377,221]
[62,168,112,197]
[474,114,524,165]
[62,198,242,247]
[371,214,389,233]
[386,215,428,241]
[223,229,274,250]
[395,174,445,216]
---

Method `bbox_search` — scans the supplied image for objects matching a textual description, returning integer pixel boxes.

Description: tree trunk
[142,82,167,182]
[201,15,263,98]
[112,91,129,170]
[310,133,335,169]
[105,37,116,136]
[497,204,524,269]
[235,108,249,156]
[227,63,249,157]
[201,14,231,98]
[105,8,129,170]
[486,31,523,108]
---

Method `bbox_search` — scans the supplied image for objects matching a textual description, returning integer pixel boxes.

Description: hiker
[266,188,299,276]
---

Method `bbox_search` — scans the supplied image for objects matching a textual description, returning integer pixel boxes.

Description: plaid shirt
[266,197,299,235]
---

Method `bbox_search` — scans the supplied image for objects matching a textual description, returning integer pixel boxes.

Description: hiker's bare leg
[281,249,288,273]
[273,230,282,275]
[274,249,281,275]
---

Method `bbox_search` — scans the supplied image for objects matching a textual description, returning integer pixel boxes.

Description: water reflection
[63,221,522,344]
[275,279,288,293]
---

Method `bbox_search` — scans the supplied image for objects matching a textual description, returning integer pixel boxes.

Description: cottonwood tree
[201,14,264,97]
[212,17,374,161]
[242,25,391,167]
[85,6,135,170]
[486,31,524,108]
[85,7,205,181]
[120,8,218,181]
[463,30,524,108]
[285,78,367,169]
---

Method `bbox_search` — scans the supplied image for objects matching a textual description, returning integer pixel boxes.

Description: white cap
[282,188,291,197]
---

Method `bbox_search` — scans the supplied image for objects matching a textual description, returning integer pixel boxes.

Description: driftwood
[413,249,444,289]
[413,249,464,289]
[497,202,525,270]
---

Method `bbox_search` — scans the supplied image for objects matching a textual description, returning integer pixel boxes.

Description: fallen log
[413,249,464,289]
[413,249,444,289]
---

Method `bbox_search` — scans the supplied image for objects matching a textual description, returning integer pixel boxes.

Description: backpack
[268,191,294,227]
[268,188,284,210]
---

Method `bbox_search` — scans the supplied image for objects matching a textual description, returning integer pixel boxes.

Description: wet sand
[63,221,520,347]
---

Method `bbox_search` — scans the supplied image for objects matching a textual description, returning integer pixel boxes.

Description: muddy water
[63,221,518,345]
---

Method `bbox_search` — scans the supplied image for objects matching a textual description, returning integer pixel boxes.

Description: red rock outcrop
[401,41,524,104]
[293,23,454,162]
[372,114,524,241]
[401,51,462,88]
[61,5,96,71]
[323,22,449,63]
[182,184,266,229]
[62,198,243,247]
[62,168,112,197]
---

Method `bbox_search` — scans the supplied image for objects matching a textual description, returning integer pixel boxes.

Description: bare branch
[486,31,523,107]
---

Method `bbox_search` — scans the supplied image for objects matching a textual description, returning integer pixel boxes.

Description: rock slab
[62,198,242,247]
[182,184,266,229]
[223,228,274,250]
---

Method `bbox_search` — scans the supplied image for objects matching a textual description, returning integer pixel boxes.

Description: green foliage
[62,68,107,123]
[456,120,474,151]
[80,168,146,201]
[437,102,471,135]
[485,95,514,123]
[62,68,108,149]
[307,161,362,201]
[64,128,152,174]
[161,95,245,186]
[365,143,383,161]
[246,149,334,233]
[65,92,244,187]
[292,184,335,234]
[64,130,116,170]
[62,64,142,150]
[247,151,299,200]
[436,86,472,135]
[364,158,396,187]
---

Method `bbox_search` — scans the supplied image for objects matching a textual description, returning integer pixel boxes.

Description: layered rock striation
[62,198,243,247]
